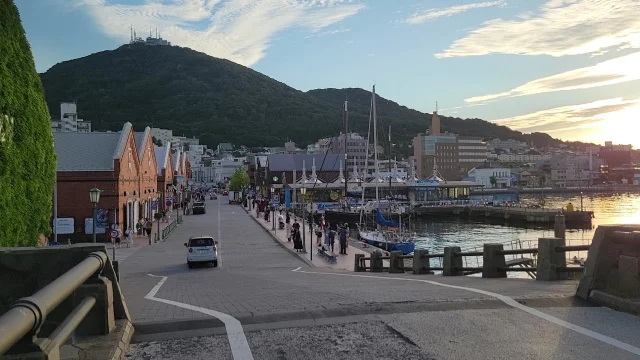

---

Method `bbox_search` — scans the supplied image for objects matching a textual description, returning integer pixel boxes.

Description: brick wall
[138,132,159,218]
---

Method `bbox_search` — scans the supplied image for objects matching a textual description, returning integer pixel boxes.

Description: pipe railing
[0,251,107,355]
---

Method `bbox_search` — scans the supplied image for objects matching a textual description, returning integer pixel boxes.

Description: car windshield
[189,238,214,247]
[194,202,205,206]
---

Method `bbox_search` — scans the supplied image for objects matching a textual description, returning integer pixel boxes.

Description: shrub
[0,0,56,246]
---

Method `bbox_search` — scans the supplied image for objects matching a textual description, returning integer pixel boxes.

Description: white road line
[292,267,302,272]
[145,274,254,360]
[292,268,640,356]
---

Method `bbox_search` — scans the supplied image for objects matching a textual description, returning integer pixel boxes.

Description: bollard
[354,254,365,272]
[537,237,568,281]
[413,249,433,275]
[389,251,404,273]
[443,246,463,276]
[482,244,507,278]
[554,214,566,240]
[370,250,384,272]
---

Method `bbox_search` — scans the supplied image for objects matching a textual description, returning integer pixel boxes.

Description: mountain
[40,44,560,152]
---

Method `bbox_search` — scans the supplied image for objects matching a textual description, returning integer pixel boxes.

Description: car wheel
[213,260,218,267]
[188,262,193,269]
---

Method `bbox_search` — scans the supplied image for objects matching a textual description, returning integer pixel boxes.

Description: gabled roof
[134,127,152,162]
[54,122,132,171]
[154,143,171,176]
[267,154,342,172]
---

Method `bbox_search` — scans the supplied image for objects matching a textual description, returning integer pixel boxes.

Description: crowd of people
[248,196,350,255]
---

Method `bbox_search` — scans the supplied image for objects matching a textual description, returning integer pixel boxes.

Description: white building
[497,151,551,163]
[468,164,511,188]
[51,102,91,132]
[488,138,529,152]
[550,168,591,188]
[151,128,172,146]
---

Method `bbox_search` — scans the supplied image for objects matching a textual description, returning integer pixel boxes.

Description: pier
[415,204,594,226]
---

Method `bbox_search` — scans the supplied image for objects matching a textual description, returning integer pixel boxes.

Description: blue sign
[416,179,440,186]
[272,201,280,207]
[317,203,342,211]
[284,188,291,209]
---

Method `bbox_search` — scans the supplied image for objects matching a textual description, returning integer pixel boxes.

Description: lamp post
[271,186,276,231]
[301,186,307,255]
[89,187,101,243]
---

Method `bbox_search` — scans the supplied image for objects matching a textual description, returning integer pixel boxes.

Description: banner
[284,188,291,209]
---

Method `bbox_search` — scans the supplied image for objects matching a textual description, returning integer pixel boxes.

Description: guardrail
[161,219,178,240]
[354,238,588,281]
[0,251,108,356]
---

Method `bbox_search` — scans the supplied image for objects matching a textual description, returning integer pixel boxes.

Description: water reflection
[413,193,640,252]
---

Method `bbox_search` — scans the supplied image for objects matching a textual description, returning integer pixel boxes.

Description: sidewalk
[105,220,172,263]
[243,204,388,270]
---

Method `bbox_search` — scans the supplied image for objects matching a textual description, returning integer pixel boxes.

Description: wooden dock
[414,205,594,226]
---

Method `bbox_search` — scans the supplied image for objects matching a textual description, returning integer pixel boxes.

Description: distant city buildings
[51,102,91,133]
[413,111,487,180]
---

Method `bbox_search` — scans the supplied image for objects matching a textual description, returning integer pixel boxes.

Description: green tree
[489,176,497,188]
[0,0,56,246]
[228,168,249,191]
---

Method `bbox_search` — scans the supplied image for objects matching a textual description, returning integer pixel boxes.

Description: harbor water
[411,192,640,276]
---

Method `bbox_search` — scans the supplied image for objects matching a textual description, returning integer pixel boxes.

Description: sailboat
[357,85,416,255]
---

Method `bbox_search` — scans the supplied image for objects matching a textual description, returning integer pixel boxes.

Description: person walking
[145,218,153,243]
[339,224,348,255]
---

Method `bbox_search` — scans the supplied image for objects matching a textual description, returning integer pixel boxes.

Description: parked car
[185,236,218,268]
[223,190,229,196]
[192,201,206,214]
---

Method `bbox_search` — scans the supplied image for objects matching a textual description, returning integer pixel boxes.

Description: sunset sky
[15,0,640,147]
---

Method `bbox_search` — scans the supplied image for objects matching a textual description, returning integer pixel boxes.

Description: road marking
[145,274,254,360]
[292,269,640,356]
[292,267,302,272]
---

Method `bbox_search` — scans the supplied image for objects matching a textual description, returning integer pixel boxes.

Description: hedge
[0,0,56,246]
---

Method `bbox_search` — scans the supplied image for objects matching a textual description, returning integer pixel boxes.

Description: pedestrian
[315,224,323,246]
[145,218,153,242]
[136,219,143,237]
[286,221,292,242]
[285,211,290,224]
[339,223,348,255]
[329,227,336,253]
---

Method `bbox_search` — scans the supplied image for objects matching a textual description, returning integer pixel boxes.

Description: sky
[15,0,640,148]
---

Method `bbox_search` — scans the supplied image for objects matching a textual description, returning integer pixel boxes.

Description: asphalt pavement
[121,197,640,360]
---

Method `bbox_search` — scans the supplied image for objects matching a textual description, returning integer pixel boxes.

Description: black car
[192,201,206,214]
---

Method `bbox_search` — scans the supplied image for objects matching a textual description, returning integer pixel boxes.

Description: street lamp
[89,187,101,243]
[301,186,308,257]
[271,186,276,231]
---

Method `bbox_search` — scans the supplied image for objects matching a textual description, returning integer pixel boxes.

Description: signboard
[54,218,75,235]
[109,229,119,239]
[165,196,173,207]
[83,209,109,234]
[284,188,291,209]
[151,200,159,211]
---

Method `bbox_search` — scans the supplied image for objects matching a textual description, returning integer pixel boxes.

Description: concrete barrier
[482,244,506,278]
[389,251,405,274]
[413,250,433,275]
[537,238,568,281]
[443,247,462,276]
[577,225,640,314]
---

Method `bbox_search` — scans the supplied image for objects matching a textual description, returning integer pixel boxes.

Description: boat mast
[388,125,392,201]
[344,96,348,204]
[373,85,379,203]
[359,94,373,225]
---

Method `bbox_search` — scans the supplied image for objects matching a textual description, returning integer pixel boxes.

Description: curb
[243,206,315,268]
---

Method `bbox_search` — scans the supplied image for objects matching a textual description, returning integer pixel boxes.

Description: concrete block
[389,251,404,273]
[537,238,568,281]
[554,214,566,240]
[618,255,640,298]
[370,251,384,272]
[482,244,506,278]
[413,249,433,275]
[443,247,462,276]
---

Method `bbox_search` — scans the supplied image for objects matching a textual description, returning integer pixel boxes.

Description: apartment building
[51,102,91,133]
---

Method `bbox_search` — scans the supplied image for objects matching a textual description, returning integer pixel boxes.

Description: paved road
[121,198,640,360]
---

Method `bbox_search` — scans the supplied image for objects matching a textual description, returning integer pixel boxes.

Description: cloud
[491,97,640,145]
[304,27,350,38]
[403,1,505,24]
[466,51,640,103]
[437,0,640,58]
[73,0,364,67]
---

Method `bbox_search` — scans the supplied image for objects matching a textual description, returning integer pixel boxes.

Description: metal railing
[0,251,108,355]
[161,219,178,239]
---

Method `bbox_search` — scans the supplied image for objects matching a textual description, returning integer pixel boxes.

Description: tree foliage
[229,168,249,191]
[39,45,565,154]
[0,0,56,246]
